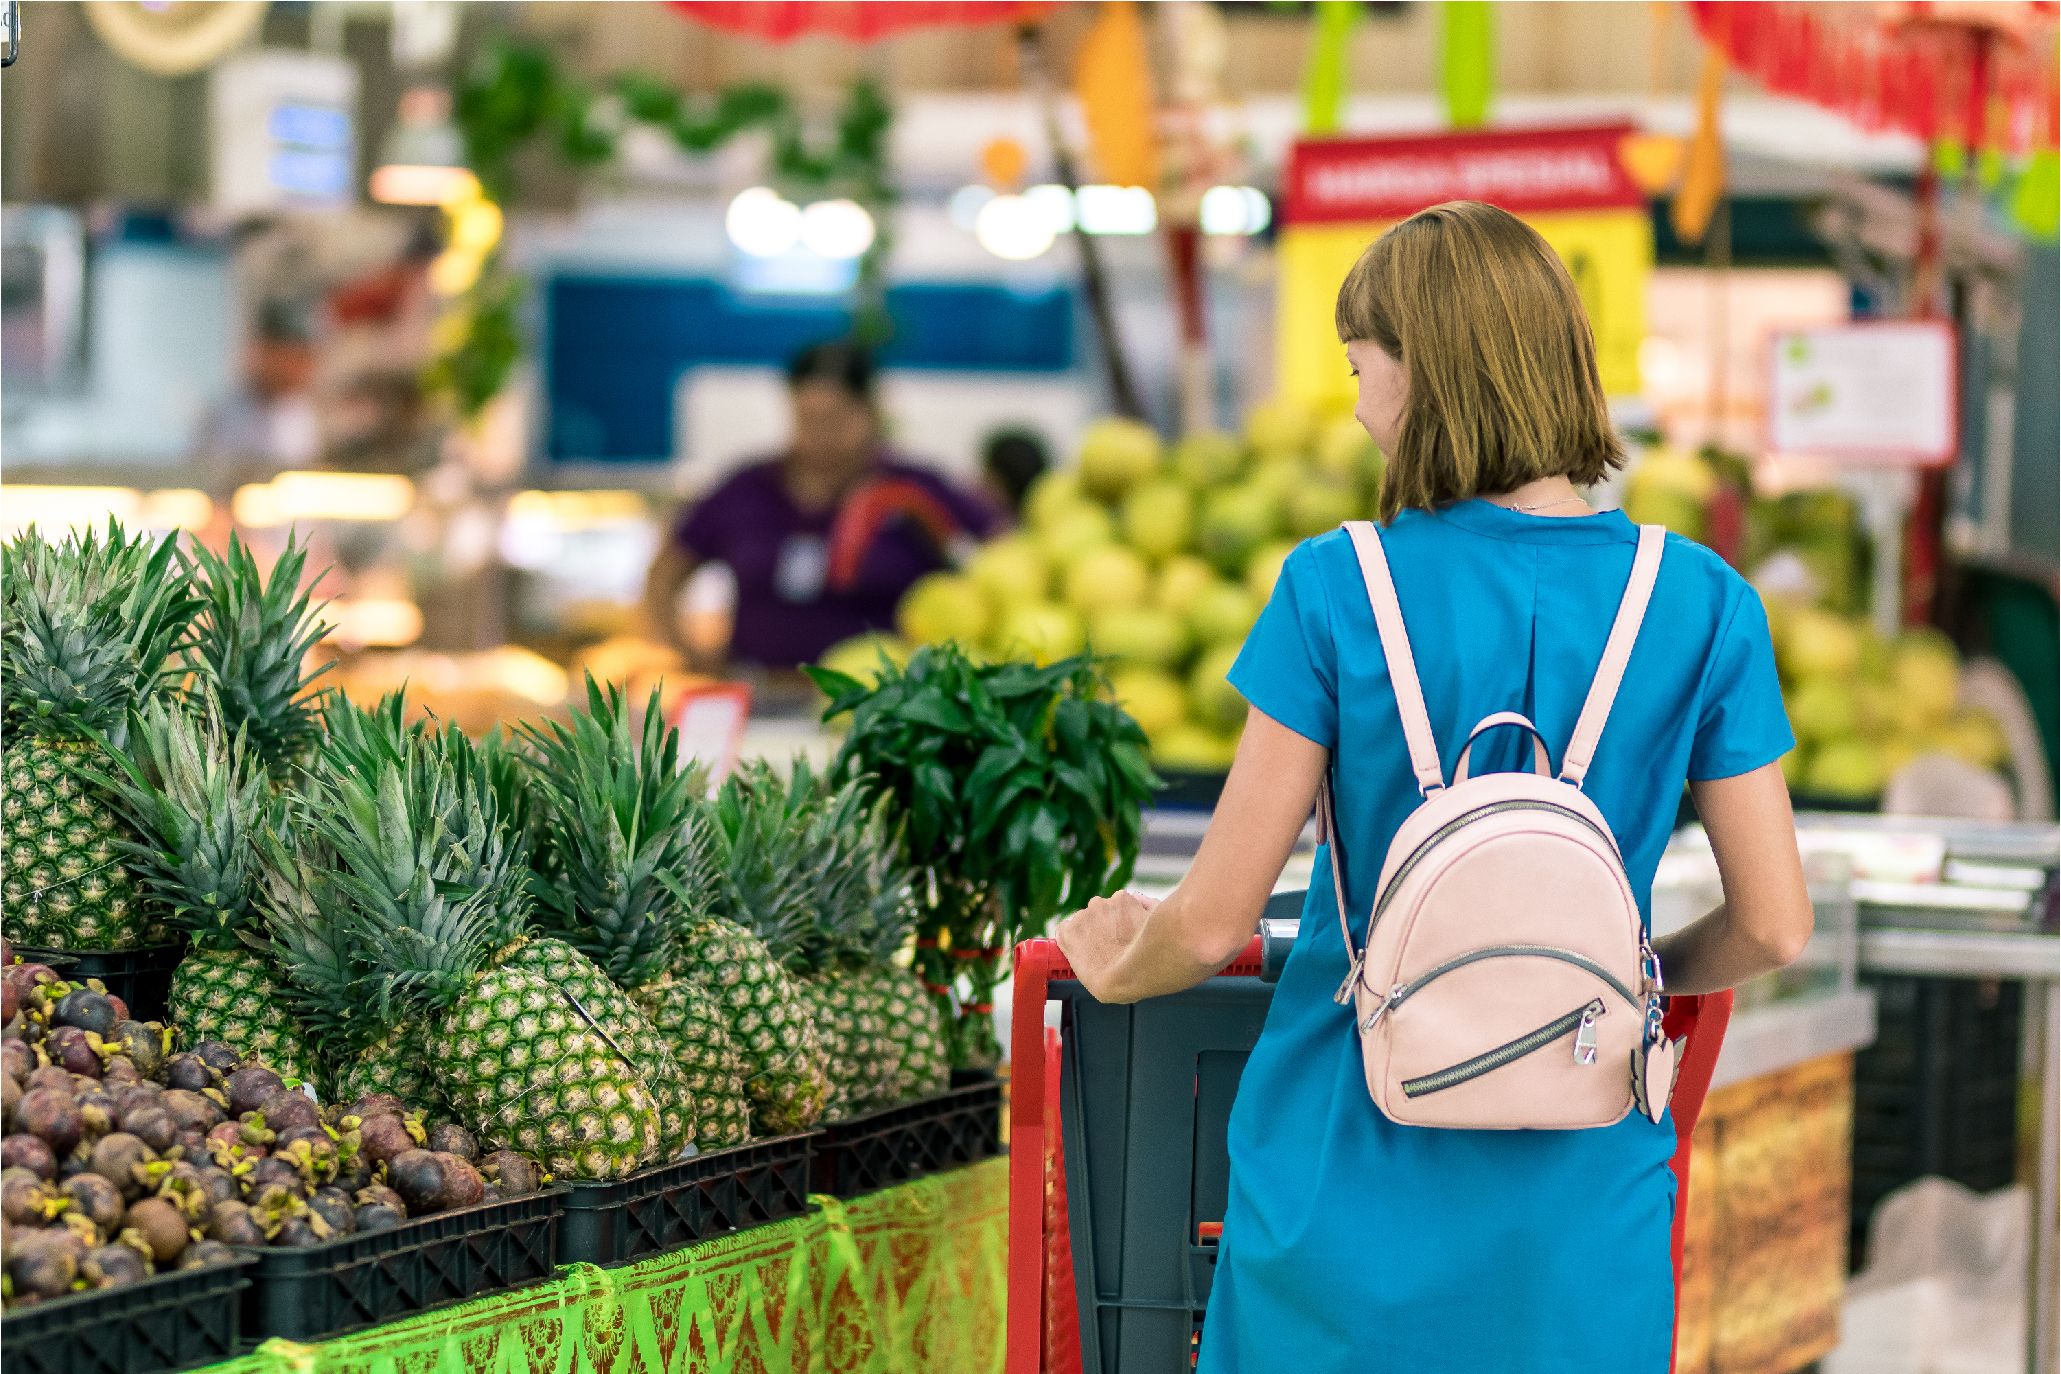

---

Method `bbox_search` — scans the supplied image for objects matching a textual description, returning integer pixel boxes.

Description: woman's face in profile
[1346,339,1407,455]
[789,380,878,475]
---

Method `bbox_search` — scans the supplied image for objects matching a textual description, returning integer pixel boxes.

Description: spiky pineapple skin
[169,946,314,1083]
[435,957,663,1180]
[675,915,830,1136]
[505,938,696,1160]
[335,1022,452,1116]
[634,975,753,1150]
[1,739,155,949]
[794,972,891,1121]
[852,964,951,1104]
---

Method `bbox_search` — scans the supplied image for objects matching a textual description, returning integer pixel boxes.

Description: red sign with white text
[1282,123,1644,225]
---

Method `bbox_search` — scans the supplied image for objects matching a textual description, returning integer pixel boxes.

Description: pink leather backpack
[1321,519,1683,1130]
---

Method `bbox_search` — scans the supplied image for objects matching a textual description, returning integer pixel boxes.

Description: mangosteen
[247,1157,304,1196]
[478,1151,541,1198]
[81,1242,150,1289]
[256,1089,319,1134]
[354,1183,406,1214]
[190,1042,241,1075]
[103,1058,142,1086]
[6,1232,78,1300]
[433,1153,484,1209]
[308,1188,356,1236]
[1,1075,18,1132]
[191,1165,239,1209]
[162,1090,224,1135]
[111,1082,165,1118]
[276,1134,339,1186]
[331,1148,372,1194]
[105,1022,164,1079]
[272,1214,329,1248]
[354,1199,405,1233]
[347,1093,408,1121]
[59,1173,124,1235]
[53,990,116,1038]
[2,1037,34,1084]
[103,994,129,1022]
[356,1114,418,1168]
[224,1067,283,1117]
[23,1066,73,1094]
[1,980,18,1029]
[180,1239,232,1270]
[86,1133,155,1200]
[16,1087,83,1157]
[163,1055,218,1093]
[426,1123,477,1161]
[121,1105,177,1155]
[2,963,59,1002]
[44,1026,101,1078]
[2,1134,56,1180]
[206,1200,265,1247]
[205,1121,246,1153]
[385,1149,444,1214]
[1,1171,58,1226]
[124,1196,189,1265]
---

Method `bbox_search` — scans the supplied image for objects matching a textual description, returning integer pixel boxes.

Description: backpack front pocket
[1400,998,1607,1098]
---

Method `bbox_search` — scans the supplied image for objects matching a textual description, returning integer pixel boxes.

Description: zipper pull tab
[1573,1001,1604,1065]
[1333,950,1366,1006]
[1641,937,1665,996]
[1359,985,1403,1034]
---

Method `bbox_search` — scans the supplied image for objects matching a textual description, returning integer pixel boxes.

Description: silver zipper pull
[1573,1001,1604,1065]
[1333,950,1366,1006]
[1641,937,1665,995]
[1360,985,1403,1034]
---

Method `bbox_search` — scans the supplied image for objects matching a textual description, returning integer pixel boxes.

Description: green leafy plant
[809,646,1159,1065]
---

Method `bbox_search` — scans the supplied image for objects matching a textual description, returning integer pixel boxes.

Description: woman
[643,341,1000,671]
[1055,201,1813,1372]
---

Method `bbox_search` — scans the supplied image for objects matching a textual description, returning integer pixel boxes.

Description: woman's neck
[1484,476,1589,517]
[784,454,872,513]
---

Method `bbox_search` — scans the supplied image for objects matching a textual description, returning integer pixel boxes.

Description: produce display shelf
[1,1255,254,1374]
[12,945,182,1024]
[813,1072,1004,1199]
[235,1185,566,1345]
[559,1133,817,1267]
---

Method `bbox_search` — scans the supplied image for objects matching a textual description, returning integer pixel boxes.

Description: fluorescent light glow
[137,489,215,531]
[234,473,415,528]
[726,187,802,258]
[1201,184,1272,236]
[370,163,479,207]
[0,486,143,535]
[949,184,995,230]
[975,194,1056,261]
[799,198,876,260]
[1024,183,1078,234]
[327,597,424,648]
[1075,184,1156,235]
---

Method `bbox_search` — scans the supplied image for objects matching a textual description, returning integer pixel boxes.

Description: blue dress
[1203,499,1795,1374]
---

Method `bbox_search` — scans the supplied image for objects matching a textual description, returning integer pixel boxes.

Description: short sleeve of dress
[672,477,737,559]
[1687,588,1797,782]
[1228,541,1339,750]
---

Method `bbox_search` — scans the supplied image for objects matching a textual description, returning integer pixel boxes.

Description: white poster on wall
[1767,321,1957,467]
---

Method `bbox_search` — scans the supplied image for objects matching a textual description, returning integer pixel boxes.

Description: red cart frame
[1007,935,1733,1374]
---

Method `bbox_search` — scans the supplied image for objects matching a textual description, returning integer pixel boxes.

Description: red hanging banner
[666,2,1052,44]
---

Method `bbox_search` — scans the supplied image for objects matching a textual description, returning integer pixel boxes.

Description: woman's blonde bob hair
[1336,199,1624,520]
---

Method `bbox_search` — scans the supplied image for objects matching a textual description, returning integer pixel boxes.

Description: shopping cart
[1006,903,1734,1374]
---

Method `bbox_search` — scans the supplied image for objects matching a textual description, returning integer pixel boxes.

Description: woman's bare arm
[641,543,700,650]
[1652,764,1813,994]
[1055,707,1327,1003]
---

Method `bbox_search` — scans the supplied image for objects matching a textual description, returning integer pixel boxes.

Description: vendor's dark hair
[787,339,877,404]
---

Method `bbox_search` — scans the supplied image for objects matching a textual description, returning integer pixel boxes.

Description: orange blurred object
[981,136,1030,191]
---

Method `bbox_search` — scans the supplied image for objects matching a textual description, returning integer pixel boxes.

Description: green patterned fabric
[198,1159,1007,1374]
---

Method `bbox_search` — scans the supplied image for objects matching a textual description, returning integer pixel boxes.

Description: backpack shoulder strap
[1559,523,1666,787]
[1342,521,1446,797]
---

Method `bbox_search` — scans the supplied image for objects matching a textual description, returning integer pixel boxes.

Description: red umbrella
[667,2,1052,45]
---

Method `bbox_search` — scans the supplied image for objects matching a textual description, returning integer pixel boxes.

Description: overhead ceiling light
[799,198,876,260]
[949,184,995,231]
[726,187,802,258]
[975,194,1056,261]
[1201,184,1273,236]
[1023,183,1078,235]
[1075,185,1156,236]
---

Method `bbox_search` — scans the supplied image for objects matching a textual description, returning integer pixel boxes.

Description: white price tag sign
[671,683,753,787]
[1768,321,1957,466]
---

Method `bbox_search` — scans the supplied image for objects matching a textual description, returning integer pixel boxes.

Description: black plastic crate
[12,944,182,1024]
[238,1185,565,1344]
[812,1072,1004,1198]
[559,1134,816,1267]
[1,1255,253,1374]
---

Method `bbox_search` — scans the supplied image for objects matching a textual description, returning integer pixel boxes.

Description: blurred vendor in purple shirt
[643,341,1002,671]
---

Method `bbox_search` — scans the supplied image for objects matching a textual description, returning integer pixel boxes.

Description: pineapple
[86,699,315,1081]
[287,710,665,1179]
[522,682,752,1153]
[1,523,200,949]
[182,533,330,783]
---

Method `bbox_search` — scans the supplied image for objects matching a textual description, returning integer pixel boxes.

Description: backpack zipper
[1390,943,1638,1009]
[1373,799,1621,929]
[1400,999,1608,1098]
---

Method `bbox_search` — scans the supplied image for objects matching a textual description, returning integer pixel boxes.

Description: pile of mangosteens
[2,953,545,1310]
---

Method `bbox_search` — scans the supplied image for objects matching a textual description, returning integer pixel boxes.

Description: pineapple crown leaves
[518,678,706,989]
[318,691,413,780]
[182,532,333,781]
[0,521,203,746]
[250,813,378,1061]
[77,696,273,950]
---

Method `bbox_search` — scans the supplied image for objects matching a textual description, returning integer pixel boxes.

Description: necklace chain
[1499,495,1589,514]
